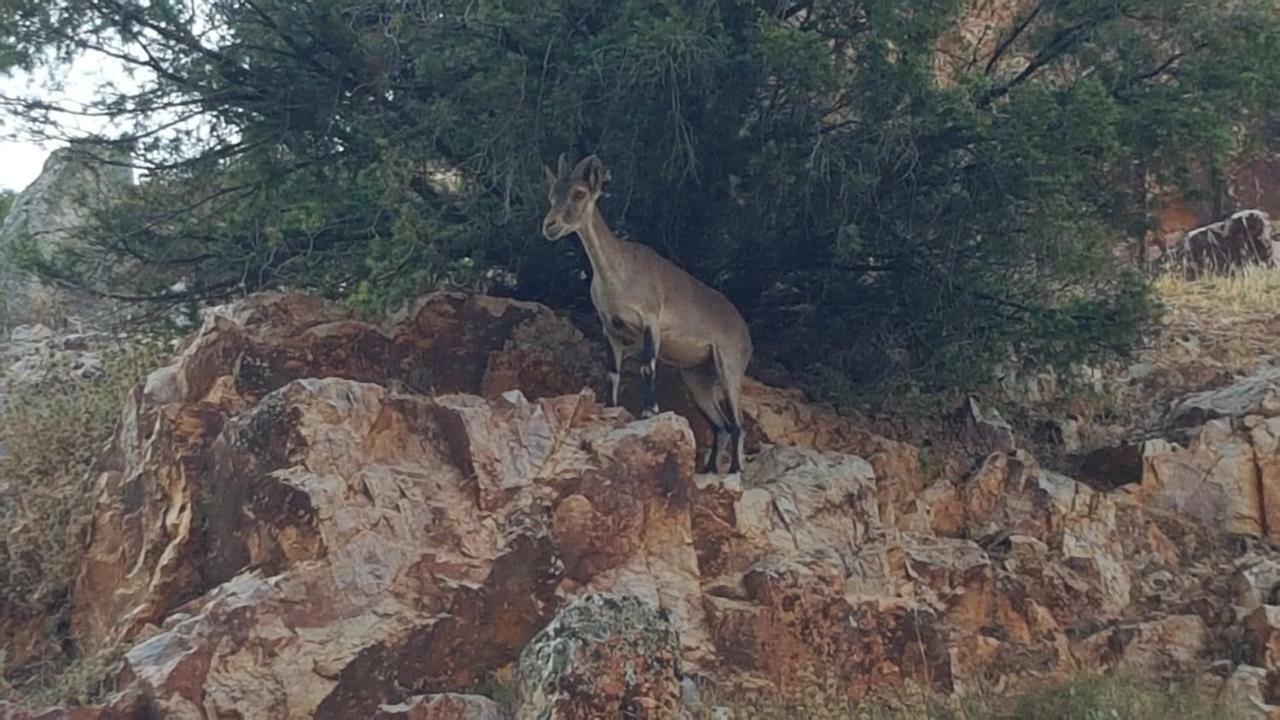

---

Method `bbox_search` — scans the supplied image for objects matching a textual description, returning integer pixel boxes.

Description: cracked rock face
[6,290,1280,719]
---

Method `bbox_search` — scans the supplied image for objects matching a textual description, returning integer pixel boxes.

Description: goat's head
[541,153,607,241]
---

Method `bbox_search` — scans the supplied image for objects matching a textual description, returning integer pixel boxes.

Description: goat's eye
[573,189,587,201]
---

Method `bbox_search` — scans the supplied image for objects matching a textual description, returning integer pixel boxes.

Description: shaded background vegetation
[0,189,13,227]
[2,0,1279,402]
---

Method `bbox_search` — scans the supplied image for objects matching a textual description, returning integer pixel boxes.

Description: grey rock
[1167,366,1280,428]
[957,396,1016,455]
[0,142,132,329]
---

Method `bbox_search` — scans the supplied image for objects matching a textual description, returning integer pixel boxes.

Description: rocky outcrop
[1168,366,1280,428]
[6,290,1280,718]
[1168,210,1276,278]
[1074,367,1280,543]
[0,143,132,329]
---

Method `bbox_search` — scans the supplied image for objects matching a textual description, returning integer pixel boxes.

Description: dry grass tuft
[707,673,1237,719]
[0,338,168,704]
[1155,261,1280,316]
[1151,262,1280,371]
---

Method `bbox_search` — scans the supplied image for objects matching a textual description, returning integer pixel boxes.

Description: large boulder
[1169,209,1275,278]
[115,382,697,719]
[71,291,607,654]
[1136,419,1280,539]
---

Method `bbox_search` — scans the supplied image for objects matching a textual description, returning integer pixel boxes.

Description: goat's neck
[577,208,628,285]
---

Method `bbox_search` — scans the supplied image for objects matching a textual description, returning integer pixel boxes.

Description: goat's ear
[543,163,557,189]
[574,155,607,194]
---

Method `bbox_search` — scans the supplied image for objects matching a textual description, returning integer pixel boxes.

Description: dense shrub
[3,1,1279,399]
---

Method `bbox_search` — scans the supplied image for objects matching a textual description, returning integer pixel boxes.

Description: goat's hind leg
[681,366,726,474]
[712,346,746,474]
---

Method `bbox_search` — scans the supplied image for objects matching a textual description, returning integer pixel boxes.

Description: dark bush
[3,0,1279,400]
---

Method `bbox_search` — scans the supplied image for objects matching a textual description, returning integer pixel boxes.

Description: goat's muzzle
[542,218,565,240]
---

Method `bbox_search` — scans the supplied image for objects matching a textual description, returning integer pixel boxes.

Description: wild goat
[541,153,753,473]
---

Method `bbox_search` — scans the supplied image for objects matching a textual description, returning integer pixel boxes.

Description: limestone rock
[70,291,608,655]
[704,556,953,698]
[514,594,682,720]
[691,444,880,580]
[1137,419,1279,539]
[110,382,696,719]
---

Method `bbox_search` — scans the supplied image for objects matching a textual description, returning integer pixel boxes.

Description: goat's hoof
[641,406,659,419]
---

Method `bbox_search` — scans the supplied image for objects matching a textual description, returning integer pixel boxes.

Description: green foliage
[4,0,1280,398]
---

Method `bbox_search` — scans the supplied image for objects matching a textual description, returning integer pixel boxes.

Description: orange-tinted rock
[1138,422,1267,539]
[1074,615,1207,674]
[71,292,605,654]
[705,557,953,698]
[108,382,698,719]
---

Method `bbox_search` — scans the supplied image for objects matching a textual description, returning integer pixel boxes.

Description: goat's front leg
[604,333,625,407]
[640,324,660,418]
